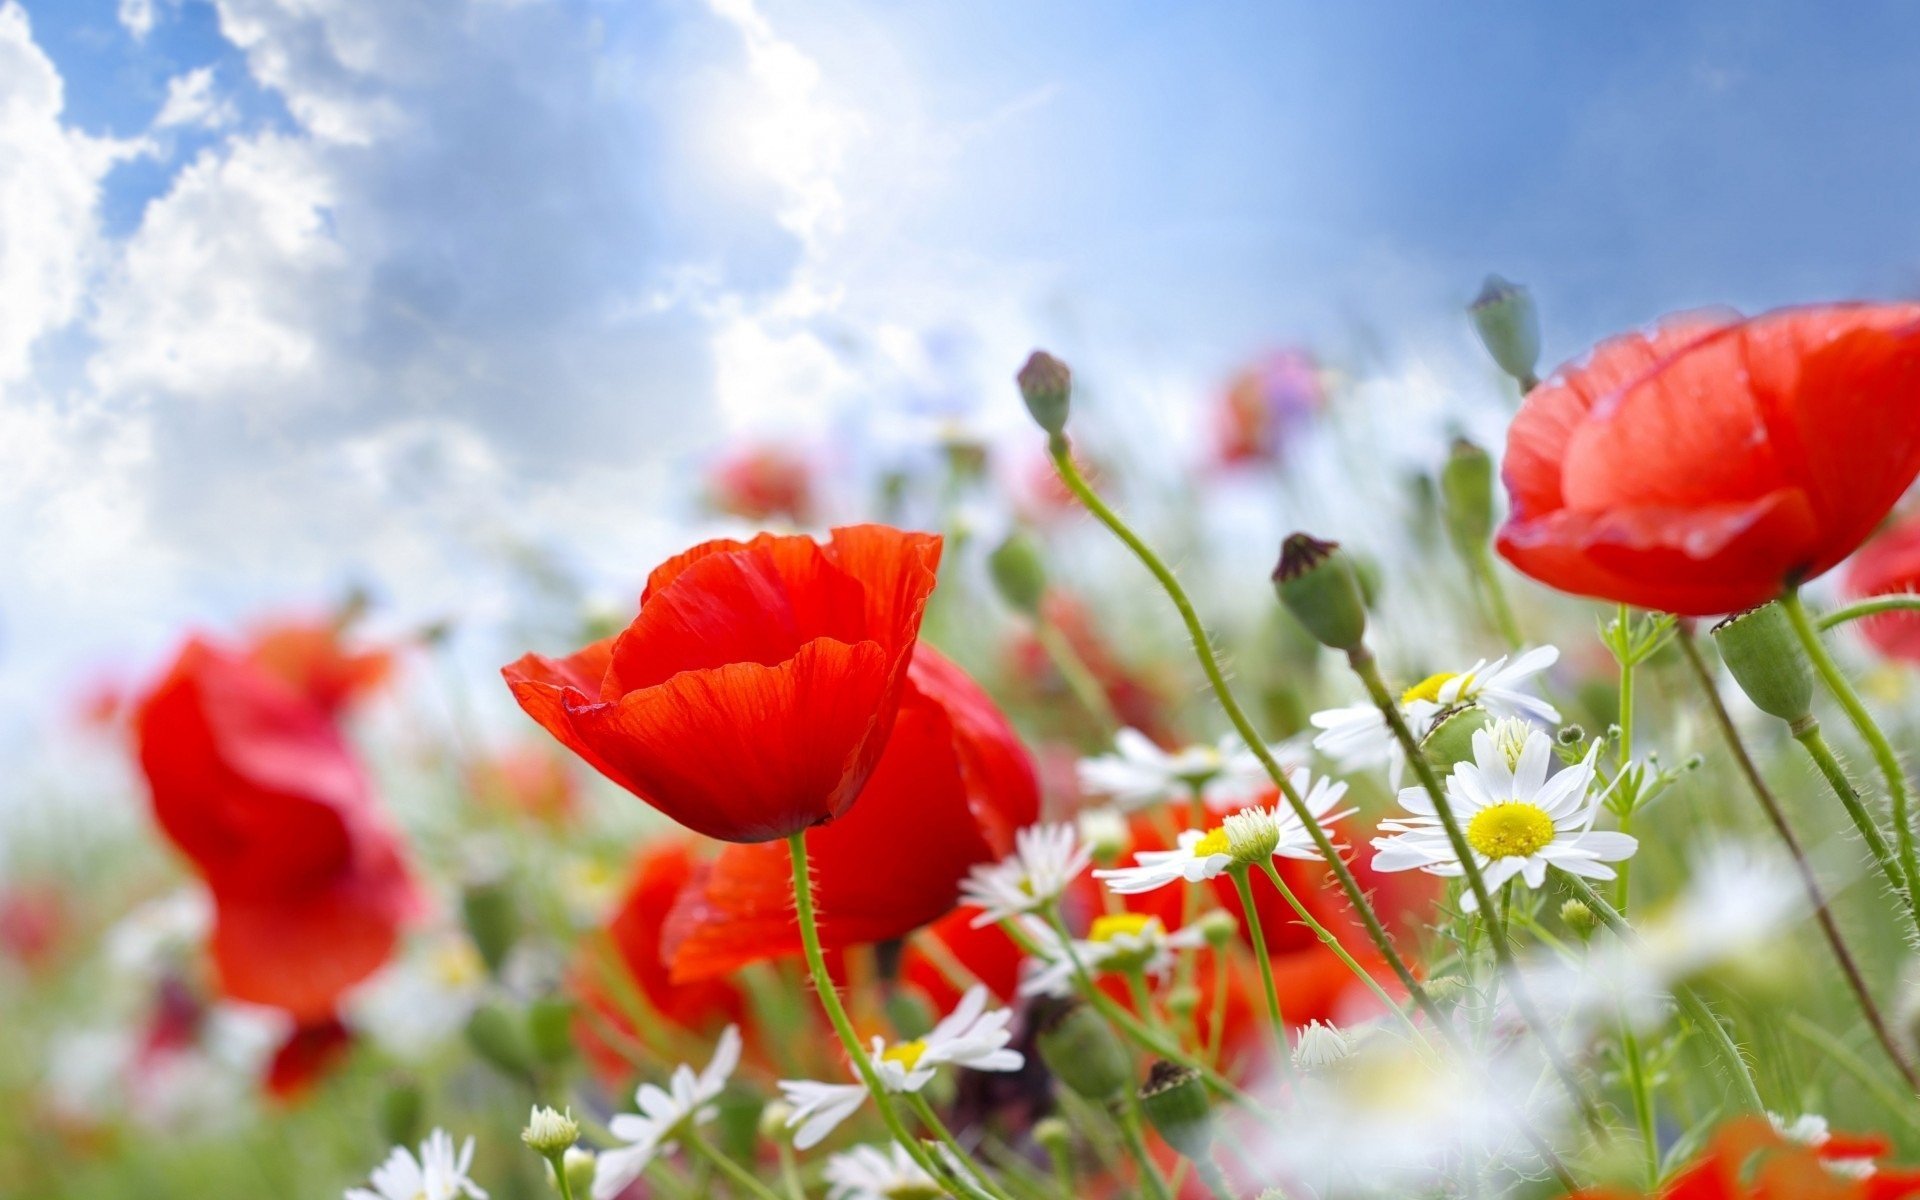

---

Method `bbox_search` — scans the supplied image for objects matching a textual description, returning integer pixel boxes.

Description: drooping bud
[988,531,1049,615]
[1138,1060,1213,1160]
[522,1105,580,1156]
[1273,533,1368,652]
[461,875,518,977]
[1421,704,1491,771]
[1423,974,1467,1004]
[1713,604,1815,726]
[1560,899,1598,940]
[1036,1001,1134,1102]
[1440,438,1496,555]
[1469,275,1542,390]
[1017,350,1073,436]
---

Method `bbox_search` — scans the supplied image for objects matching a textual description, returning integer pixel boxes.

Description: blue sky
[5,0,1920,757]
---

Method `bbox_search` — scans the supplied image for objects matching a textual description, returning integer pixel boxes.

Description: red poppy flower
[663,645,1040,980]
[469,745,580,824]
[706,444,817,524]
[1574,1116,1920,1199]
[244,617,395,717]
[503,525,943,843]
[901,907,1030,1012]
[1499,304,1920,615]
[264,1019,353,1099]
[1844,511,1920,662]
[136,638,420,1023]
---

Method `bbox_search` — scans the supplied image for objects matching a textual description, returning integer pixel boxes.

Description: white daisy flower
[823,1143,943,1199]
[1019,912,1208,998]
[346,1129,487,1200]
[1310,646,1561,777]
[1370,722,1633,911]
[779,986,1023,1150]
[1078,728,1299,812]
[592,1026,742,1200]
[347,931,487,1060]
[1093,768,1351,894]
[960,823,1092,927]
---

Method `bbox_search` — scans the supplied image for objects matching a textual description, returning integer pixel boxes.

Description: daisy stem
[1614,603,1636,913]
[542,1150,578,1200]
[1560,876,1767,1114]
[1675,625,1920,1090]
[775,1143,807,1200]
[1228,867,1293,1074]
[685,1126,785,1200]
[1781,588,1920,925]
[1205,939,1230,1067]
[1255,859,1429,1052]
[1349,644,1609,1137]
[1818,593,1920,630]
[786,832,966,1190]
[905,1092,1004,1198]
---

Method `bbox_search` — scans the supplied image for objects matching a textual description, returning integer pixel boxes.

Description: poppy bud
[1712,604,1815,726]
[1420,704,1490,772]
[1036,1002,1134,1102]
[526,996,575,1065]
[1440,438,1495,554]
[1468,274,1541,390]
[1273,533,1369,652]
[465,1002,536,1080]
[461,876,518,976]
[989,531,1049,615]
[1138,1060,1213,1160]
[1017,350,1073,436]
[378,1077,424,1148]
[1560,899,1598,940]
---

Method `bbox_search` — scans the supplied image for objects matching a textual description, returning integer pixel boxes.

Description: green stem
[1561,877,1766,1114]
[1229,867,1292,1074]
[1614,604,1636,912]
[686,1126,785,1200]
[786,833,952,1184]
[1791,722,1920,935]
[906,1093,1010,1200]
[1818,593,1920,631]
[544,1151,578,1200]
[1782,588,1920,921]
[1033,615,1122,733]
[1618,1020,1658,1190]
[1785,1014,1920,1136]
[1473,544,1525,650]
[1114,1103,1176,1200]
[776,1143,807,1200]
[1255,859,1425,1050]
[1676,626,1920,1091]
[1193,1156,1241,1200]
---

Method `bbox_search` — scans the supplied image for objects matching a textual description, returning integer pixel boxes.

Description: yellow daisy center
[1089,913,1160,943]
[882,1039,929,1071]
[1466,802,1555,859]
[1192,827,1231,857]
[1400,671,1460,706]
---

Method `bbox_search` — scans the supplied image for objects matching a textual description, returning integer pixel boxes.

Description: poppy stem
[1113,1101,1177,1200]
[785,832,974,1191]
[1791,722,1919,929]
[1031,613,1123,733]
[1781,589,1920,921]
[1817,593,1920,631]
[1228,866,1292,1075]
[1675,625,1920,1091]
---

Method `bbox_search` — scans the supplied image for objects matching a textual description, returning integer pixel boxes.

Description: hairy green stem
[1792,722,1920,936]
[1819,594,1920,631]
[1229,867,1292,1073]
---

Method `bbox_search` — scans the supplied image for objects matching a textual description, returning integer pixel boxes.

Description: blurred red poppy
[469,745,580,824]
[263,1019,353,1099]
[136,638,420,1023]
[503,525,942,843]
[243,617,395,717]
[663,646,1040,980]
[1213,349,1324,467]
[1500,304,1920,615]
[706,444,817,524]
[1844,511,1920,662]
[1002,591,1176,741]
[1574,1115,1920,1199]
[901,907,1029,1012]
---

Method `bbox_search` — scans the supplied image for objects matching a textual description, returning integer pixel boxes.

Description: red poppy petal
[264,1019,353,1099]
[1845,514,1920,660]
[568,637,894,842]
[210,867,413,1023]
[819,524,945,648]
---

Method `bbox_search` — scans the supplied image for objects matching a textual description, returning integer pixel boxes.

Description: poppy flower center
[1089,913,1159,943]
[1401,671,1462,706]
[1192,827,1231,857]
[882,1039,929,1071]
[1467,802,1555,858]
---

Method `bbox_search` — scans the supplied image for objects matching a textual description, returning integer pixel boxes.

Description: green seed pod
[465,1002,536,1081]
[1469,274,1542,389]
[1036,1002,1134,1102]
[1712,604,1815,725]
[1272,533,1369,652]
[1138,1060,1213,1161]
[526,997,576,1066]
[1440,437,1495,555]
[461,876,518,976]
[378,1077,424,1149]
[1017,350,1073,436]
[988,531,1049,615]
[1421,703,1491,772]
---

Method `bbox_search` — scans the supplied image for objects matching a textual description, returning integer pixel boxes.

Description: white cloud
[155,67,238,131]
[118,0,157,40]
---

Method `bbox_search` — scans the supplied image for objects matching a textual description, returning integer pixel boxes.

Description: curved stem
[1255,859,1426,1050]
[786,833,953,1185]
[1792,723,1919,935]
[1229,867,1292,1073]
[906,1093,1008,1200]
[1782,589,1920,920]
[686,1126,785,1200]
[1676,626,1919,1091]
[1819,594,1920,631]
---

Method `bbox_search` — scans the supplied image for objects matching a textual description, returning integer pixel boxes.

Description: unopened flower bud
[1440,438,1496,554]
[1017,350,1073,436]
[1273,533,1369,652]
[522,1105,580,1156]
[1713,604,1815,726]
[1469,274,1542,390]
[1223,807,1280,865]
[1165,984,1201,1020]
[1421,704,1491,771]
[1291,1020,1354,1071]
[559,1147,596,1197]
[1037,1001,1134,1102]
[758,1100,795,1142]
[1560,899,1598,940]
[988,531,1049,616]
[1557,723,1586,746]
[1197,909,1240,948]
[1078,807,1131,866]
[1033,1115,1073,1155]
[1139,1060,1213,1160]
[461,875,519,976]
[1423,974,1467,1004]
